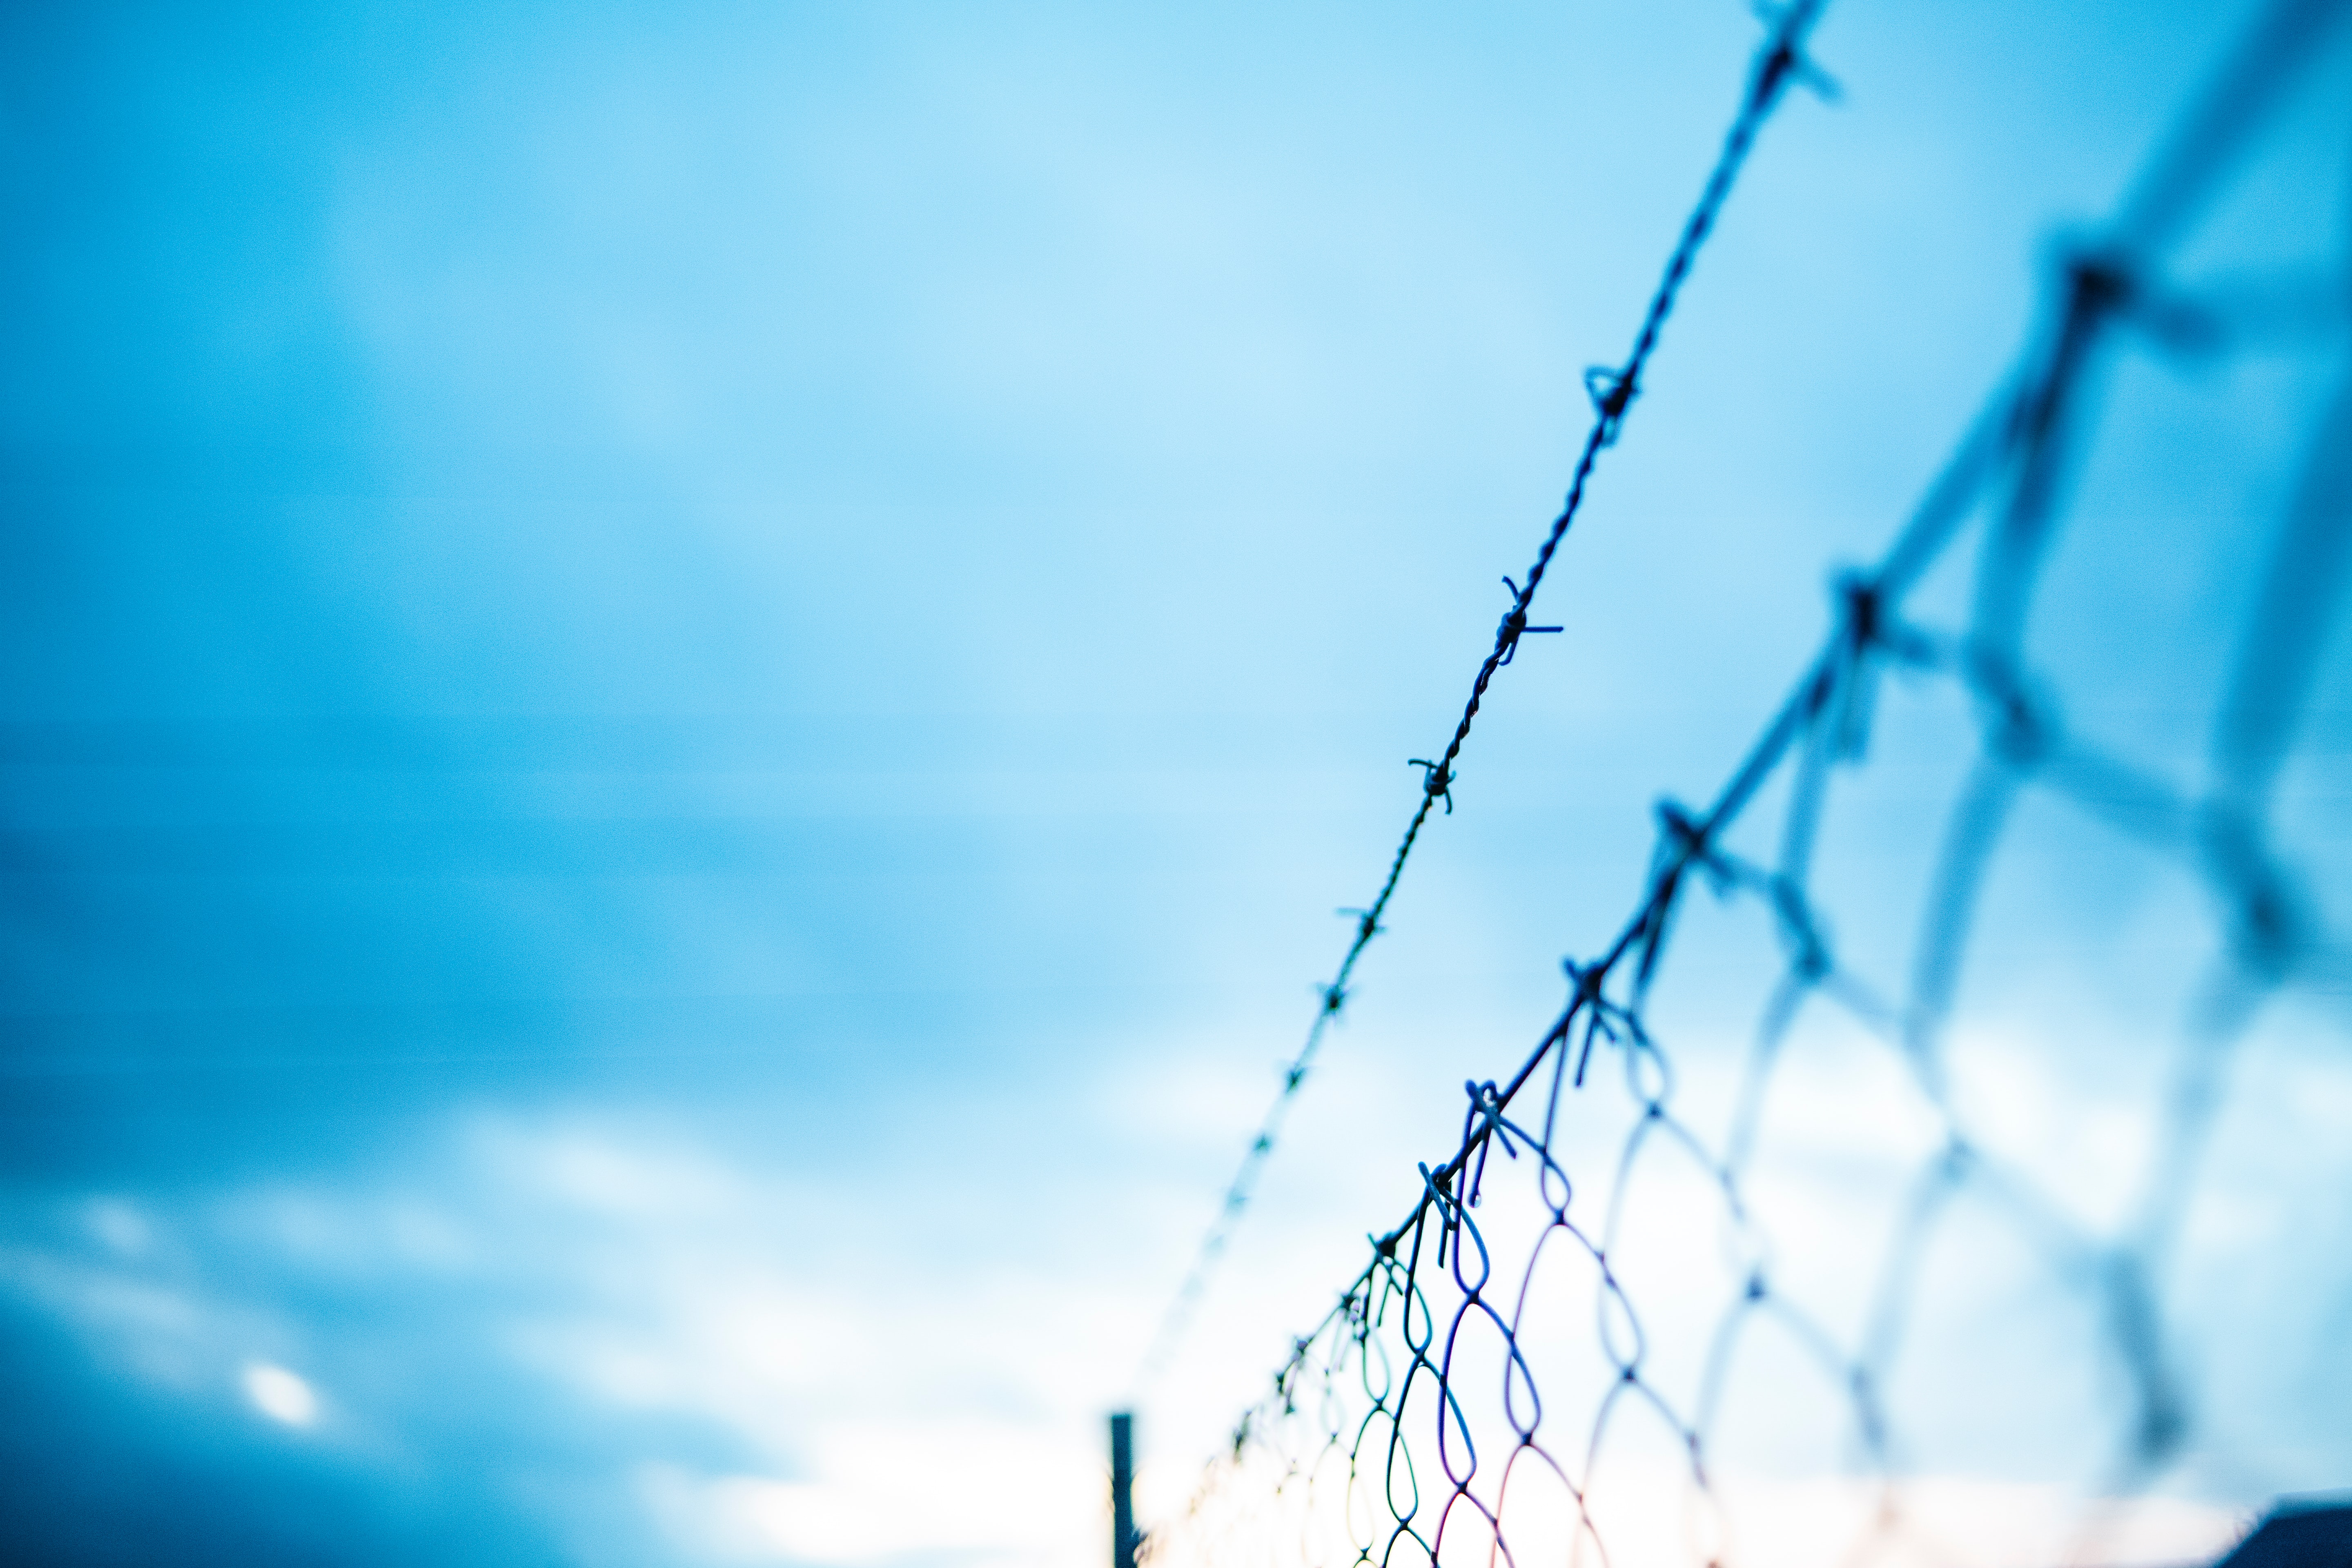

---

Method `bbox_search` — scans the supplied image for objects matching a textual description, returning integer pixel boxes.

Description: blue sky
[4,3,2351,1565]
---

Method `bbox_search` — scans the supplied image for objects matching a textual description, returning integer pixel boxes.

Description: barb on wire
[1149,1,2352,1563]
[1133,0,1836,1392]
[1496,578,1562,668]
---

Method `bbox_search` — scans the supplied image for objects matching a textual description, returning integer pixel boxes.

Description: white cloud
[243,1361,322,1429]
[641,1420,1097,1565]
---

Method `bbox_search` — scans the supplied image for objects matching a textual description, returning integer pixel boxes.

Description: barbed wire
[1135,0,1838,1391]
[1146,0,2352,1562]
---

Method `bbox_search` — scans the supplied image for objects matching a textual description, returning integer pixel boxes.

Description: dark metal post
[1110,1411,1138,1568]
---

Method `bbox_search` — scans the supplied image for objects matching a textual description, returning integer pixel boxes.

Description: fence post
[1110,1410,1138,1568]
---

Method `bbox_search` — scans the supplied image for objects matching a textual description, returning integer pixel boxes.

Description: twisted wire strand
[1149,2,2352,1562]
[1136,0,1835,1392]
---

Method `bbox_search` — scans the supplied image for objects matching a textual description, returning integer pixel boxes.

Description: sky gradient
[5,3,2351,1566]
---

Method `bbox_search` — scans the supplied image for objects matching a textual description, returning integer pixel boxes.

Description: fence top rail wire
[1134,0,1835,1392]
[1166,5,2352,1558]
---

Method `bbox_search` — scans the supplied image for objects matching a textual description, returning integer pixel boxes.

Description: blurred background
[4,2,2350,1565]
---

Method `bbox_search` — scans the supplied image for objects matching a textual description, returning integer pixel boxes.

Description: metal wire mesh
[1144,2,2352,1564]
